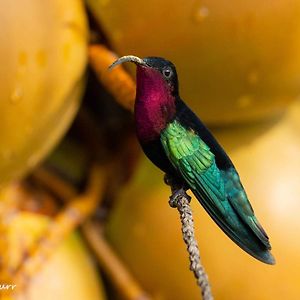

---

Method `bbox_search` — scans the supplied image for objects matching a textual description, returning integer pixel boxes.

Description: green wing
[161,120,274,264]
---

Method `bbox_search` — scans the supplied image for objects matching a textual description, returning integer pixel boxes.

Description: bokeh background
[1,0,300,299]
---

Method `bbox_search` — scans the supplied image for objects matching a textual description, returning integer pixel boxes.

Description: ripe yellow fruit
[3,212,106,300]
[0,0,88,185]
[106,101,300,300]
[88,0,300,124]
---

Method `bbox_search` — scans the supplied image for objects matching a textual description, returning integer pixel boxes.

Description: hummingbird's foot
[169,188,191,208]
[164,173,178,187]
[164,174,186,191]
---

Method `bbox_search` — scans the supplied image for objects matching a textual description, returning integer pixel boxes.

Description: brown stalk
[82,222,151,300]
[89,44,136,111]
[24,167,151,300]
[31,167,77,200]
[12,164,105,294]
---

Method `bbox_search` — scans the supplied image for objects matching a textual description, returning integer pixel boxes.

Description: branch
[165,176,214,300]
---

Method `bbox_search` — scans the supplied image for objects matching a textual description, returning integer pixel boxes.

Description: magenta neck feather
[134,66,176,143]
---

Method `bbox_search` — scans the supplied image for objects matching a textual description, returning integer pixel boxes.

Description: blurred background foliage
[1,0,300,299]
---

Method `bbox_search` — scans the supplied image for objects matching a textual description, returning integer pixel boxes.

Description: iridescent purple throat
[134,66,176,143]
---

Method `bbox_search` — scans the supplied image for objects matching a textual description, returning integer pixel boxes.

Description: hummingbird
[110,55,275,265]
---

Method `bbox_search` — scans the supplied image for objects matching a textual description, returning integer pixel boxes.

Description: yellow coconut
[2,211,106,300]
[106,101,300,299]
[87,0,300,124]
[0,0,88,184]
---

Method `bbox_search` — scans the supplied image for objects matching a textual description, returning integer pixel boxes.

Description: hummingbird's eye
[162,68,173,79]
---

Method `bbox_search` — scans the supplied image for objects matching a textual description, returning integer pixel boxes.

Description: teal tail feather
[193,189,275,264]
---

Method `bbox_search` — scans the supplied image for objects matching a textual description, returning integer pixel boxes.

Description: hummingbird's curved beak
[109,55,147,70]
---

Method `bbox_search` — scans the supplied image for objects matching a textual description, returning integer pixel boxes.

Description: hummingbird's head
[109,55,179,98]
[110,55,179,141]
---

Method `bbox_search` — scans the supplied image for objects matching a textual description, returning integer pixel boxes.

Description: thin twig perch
[165,175,213,300]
